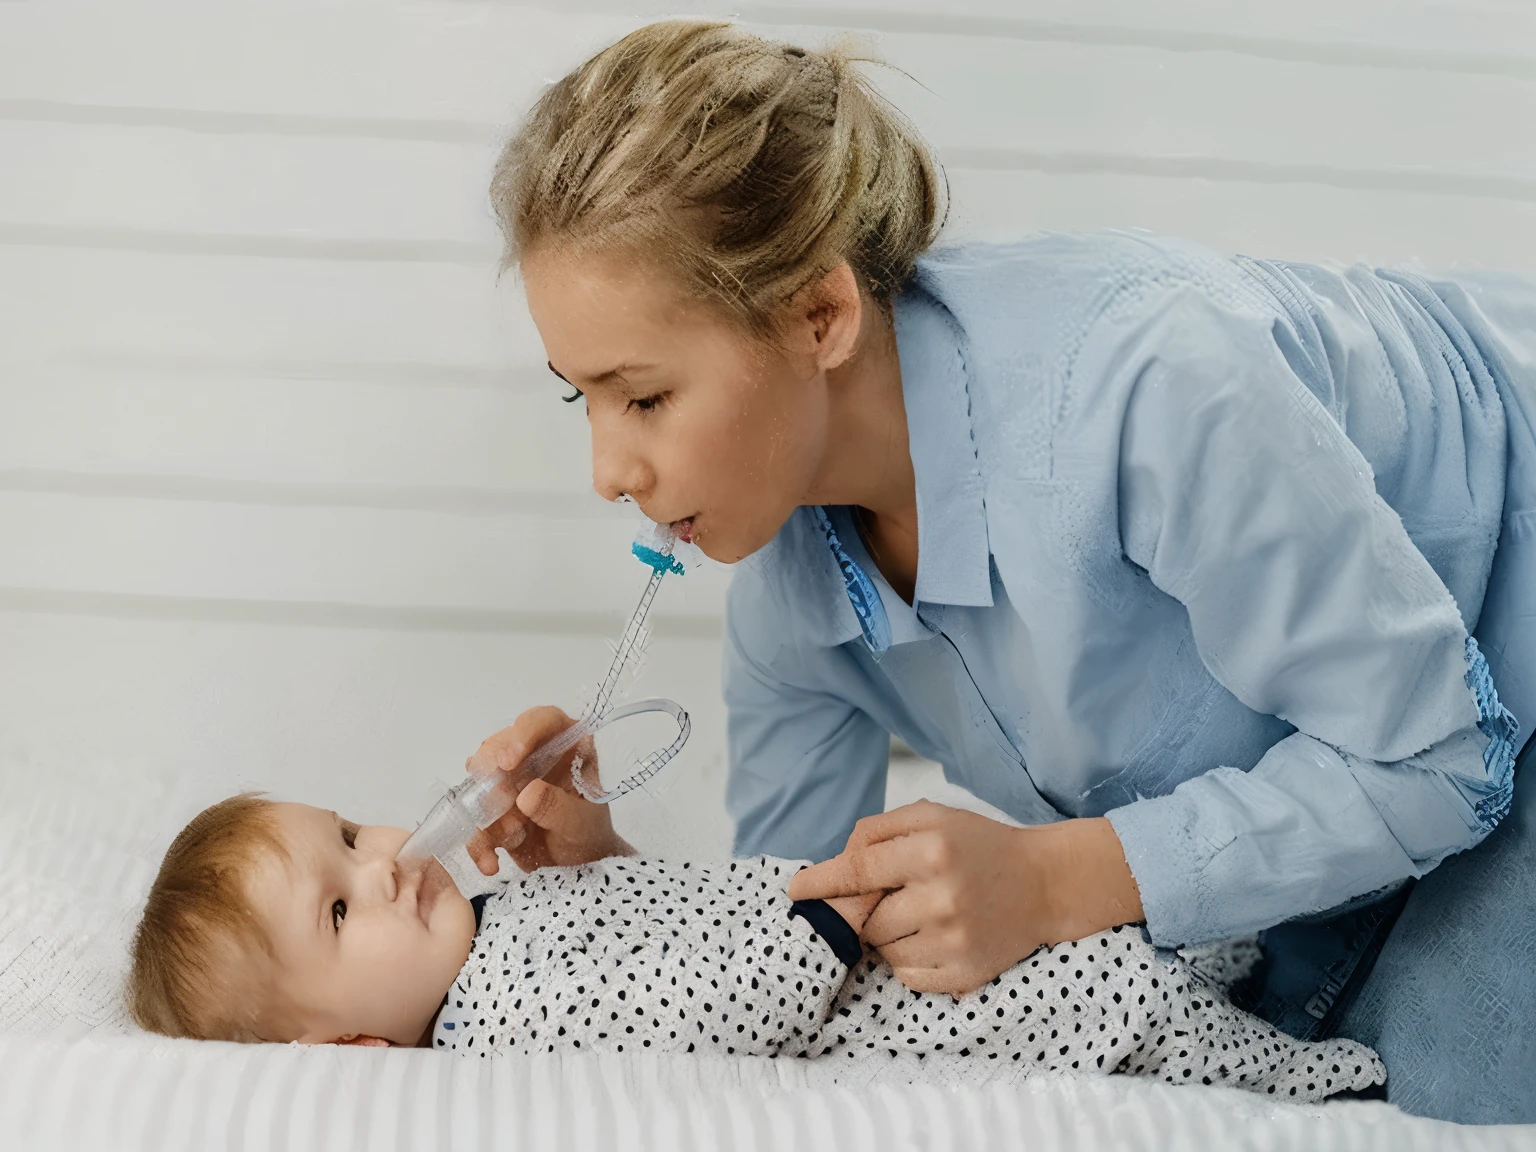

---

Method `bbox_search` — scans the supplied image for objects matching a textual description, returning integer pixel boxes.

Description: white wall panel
[0,121,499,247]
[0,366,595,497]
[0,6,624,124]
[0,493,731,619]
[0,248,536,368]
[852,35,1536,187]
[946,169,1536,270]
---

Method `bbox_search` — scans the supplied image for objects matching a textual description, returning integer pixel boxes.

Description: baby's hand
[465,707,633,873]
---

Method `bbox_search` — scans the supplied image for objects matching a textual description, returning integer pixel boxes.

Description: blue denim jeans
[1234,735,1535,1124]
[1332,734,1536,1124]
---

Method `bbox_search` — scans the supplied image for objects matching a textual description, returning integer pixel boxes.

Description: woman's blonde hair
[491,20,946,330]
[127,793,287,1041]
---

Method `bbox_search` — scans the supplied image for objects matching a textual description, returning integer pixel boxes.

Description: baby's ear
[335,1034,391,1047]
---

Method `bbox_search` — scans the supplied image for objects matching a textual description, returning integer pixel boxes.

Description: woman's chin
[690,518,770,565]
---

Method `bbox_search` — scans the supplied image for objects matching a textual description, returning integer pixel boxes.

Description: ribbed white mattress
[6,1034,1535,1152]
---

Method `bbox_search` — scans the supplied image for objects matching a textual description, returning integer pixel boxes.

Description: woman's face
[521,246,834,564]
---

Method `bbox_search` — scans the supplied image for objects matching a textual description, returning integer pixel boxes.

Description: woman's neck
[810,305,920,602]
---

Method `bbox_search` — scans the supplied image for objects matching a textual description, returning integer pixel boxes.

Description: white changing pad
[2,761,1530,1151]
[5,1035,1532,1152]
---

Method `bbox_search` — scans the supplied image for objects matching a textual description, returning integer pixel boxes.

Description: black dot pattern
[432,857,1384,1102]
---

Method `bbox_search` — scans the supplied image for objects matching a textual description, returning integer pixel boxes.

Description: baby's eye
[626,392,667,413]
[332,899,347,931]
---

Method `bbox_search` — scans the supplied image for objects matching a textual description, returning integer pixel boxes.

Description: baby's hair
[127,793,288,1041]
[491,19,947,332]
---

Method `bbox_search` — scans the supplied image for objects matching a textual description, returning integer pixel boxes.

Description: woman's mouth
[670,516,696,544]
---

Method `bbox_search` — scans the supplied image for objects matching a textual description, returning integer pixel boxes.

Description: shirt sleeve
[1102,288,1520,946]
[723,575,891,863]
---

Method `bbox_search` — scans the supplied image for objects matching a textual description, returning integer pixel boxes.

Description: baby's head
[128,795,477,1046]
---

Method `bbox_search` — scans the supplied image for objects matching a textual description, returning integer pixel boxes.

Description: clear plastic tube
[396,529,691,896]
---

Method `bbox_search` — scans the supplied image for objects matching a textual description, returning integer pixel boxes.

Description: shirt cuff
[788,899,863,966]
[1106,787,1224,948]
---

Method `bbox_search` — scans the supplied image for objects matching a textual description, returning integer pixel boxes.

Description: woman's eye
[332,899,347,931]
[626,392,666,413]
[561,387,585,404]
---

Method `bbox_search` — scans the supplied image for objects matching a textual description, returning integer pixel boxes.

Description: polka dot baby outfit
[432,856,1384,1102]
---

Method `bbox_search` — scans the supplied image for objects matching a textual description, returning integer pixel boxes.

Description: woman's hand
[787,801,1143,996]
[463,706,633,874]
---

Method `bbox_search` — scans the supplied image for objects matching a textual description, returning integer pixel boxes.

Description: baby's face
[245,803,478,1046]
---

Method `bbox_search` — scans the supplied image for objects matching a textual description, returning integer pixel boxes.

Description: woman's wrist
[1023,817,1145,944]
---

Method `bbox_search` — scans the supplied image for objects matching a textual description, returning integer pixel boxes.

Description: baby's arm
[454,857,862,1059]
[641,857,860,1057]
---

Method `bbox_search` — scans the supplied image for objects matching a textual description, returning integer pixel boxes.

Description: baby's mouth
[406,858,455,928]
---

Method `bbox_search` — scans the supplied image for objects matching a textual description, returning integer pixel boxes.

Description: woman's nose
[591,423,653,506]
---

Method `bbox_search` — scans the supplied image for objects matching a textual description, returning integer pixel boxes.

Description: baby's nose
[369,853,400,903]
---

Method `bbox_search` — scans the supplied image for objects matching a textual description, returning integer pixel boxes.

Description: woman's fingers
[465,706,575,778]
[787,833,933,901]
[465,831,499,875]
[842,800,953,853]
[888,965,970,998]
[856,885,933,949]
[508,777,629,868]
[516,778,576,828]
[460,706,587,875]
[467,810,529,874]
[878,936,986,997]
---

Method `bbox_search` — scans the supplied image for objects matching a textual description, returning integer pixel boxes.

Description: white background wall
[1,1,1533,857]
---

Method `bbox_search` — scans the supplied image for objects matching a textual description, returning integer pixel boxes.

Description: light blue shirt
[724,232,1525,947]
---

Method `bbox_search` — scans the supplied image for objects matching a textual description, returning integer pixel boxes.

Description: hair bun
[492,20,947,330]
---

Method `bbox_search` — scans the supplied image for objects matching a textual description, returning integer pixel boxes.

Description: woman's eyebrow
[547,360,652,386]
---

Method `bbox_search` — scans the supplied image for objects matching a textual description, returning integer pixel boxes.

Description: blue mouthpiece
[632,542,685,576]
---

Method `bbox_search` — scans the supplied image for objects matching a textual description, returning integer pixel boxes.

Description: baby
[129,793,1383,1103]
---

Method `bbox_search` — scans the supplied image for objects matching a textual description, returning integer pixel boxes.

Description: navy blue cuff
[789,899,863,967]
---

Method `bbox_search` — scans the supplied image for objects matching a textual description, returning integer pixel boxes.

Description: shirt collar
[893,286,994,611]
[745,284,994,649]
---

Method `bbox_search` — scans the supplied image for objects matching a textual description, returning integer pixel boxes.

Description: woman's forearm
[1027,817,1145,944]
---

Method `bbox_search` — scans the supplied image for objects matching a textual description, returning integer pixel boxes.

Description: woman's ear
[335,1034,392,1047]
[792,262,864,374]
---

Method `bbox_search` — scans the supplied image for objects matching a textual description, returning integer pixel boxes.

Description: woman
[463,21,1535,1123]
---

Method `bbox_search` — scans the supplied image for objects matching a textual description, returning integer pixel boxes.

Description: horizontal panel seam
[0,585,724,638]
[0,99,502,144]
[3,352,546,390]
[940,148,1536,203]
[742,6,1536,79]
[0,469,615,518]
[0,222,500,265]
